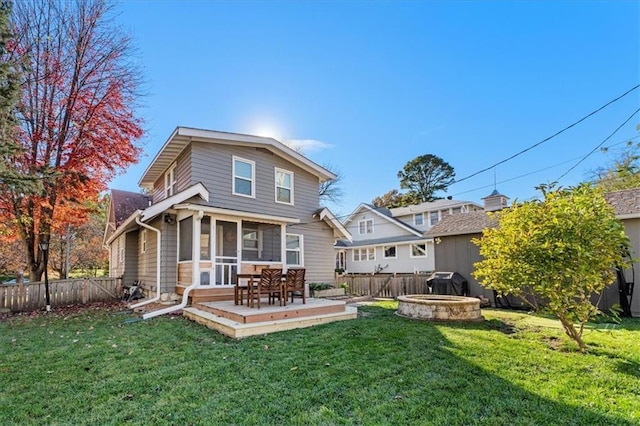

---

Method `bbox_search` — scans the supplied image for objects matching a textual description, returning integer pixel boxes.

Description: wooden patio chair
[284,268,306,304]
[251,268,283,308]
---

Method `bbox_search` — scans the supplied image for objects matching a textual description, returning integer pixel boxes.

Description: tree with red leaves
[0,0,143,281]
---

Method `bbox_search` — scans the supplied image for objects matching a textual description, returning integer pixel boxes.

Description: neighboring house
[104,127,350,301]
[427,188,640,316]
[335,199,482,274]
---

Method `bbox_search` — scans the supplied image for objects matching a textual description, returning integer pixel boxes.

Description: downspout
[142,210,204,320]
[130,216,161,308]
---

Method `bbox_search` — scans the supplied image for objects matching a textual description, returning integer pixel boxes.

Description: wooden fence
[339,273,432,299]
[0,277,122,313]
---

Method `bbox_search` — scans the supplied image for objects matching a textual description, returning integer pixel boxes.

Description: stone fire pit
[396,294,483,322]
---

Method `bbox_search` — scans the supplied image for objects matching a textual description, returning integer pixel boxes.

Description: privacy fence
[338,273,432,299]
[0,277,122,313]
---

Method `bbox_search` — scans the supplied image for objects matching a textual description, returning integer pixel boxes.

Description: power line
[556,106,640,181]
[453,83,640,185]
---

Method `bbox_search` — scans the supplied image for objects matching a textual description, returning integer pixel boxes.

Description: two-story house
[335,199,482,274]
[104,127,350,303]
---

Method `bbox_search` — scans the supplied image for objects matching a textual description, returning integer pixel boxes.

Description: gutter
[130,216,162,309]
[142,283,197,320]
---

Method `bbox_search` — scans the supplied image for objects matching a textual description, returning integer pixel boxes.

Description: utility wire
[453,83,640,185]
[556,106,640,181]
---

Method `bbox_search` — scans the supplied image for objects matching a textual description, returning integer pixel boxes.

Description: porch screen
[241,221,281,262]
[179,217,193,261]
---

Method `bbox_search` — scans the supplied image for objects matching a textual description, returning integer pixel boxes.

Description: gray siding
[344,242,434,274]
[123,231,139,288]
[159,216,178,294]
[136,226,158,295]
[288,220,335,284]
[189,142,321,217]
[346,209,414,242]
[152,145,192,204]
[433,234,492,301]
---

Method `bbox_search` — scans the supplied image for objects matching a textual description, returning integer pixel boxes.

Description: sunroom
[174,205,303,290]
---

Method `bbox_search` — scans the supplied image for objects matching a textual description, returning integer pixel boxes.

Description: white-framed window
[353,247,375,262]
[141,229,147,254]
[414,213,424,226]
[233,156,255,198]
[358,219,374,234]
[429,211,440,226]
[286,233,303,266]
[383,245,397,259]
[165,163,176,198]
[242,228,259,251]
[275,168,294,205]
[410,243,427,258]
[452,207,462,214]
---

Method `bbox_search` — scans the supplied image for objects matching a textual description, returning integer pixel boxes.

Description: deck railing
[0,277,122,313]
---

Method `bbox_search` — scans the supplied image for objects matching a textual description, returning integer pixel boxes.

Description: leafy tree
[371,189,418,208]
[593,141,640,191]
[0,0,143,281]
[473,183,630,351]
[397,154,455,203]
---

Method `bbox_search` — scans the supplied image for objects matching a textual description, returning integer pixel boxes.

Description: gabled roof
[605,188,640,219]
[335,234,432,248]
[342,203,422,237]
[426,211,499,238]
[313,207,352,241]
[138,127,336,189]
[389,199,482,217]
[110,189,151,227]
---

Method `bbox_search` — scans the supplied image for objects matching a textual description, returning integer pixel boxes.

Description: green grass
[1,302,639,425]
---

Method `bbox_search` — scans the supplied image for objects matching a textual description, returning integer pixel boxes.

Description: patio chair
[251,268,283,308]
[284,268,306,304]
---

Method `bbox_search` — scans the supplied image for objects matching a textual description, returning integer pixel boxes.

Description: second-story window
[165,163,176,198]
[275,168,294,204]
[358,219,373,234]
[233,156,255,198]
[414,213,424,226]
[429,211,440,226]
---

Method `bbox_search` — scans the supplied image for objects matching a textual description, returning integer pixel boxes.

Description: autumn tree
[398,154,455,203]
[0,0,143,281]
[473,184,630,351]
[371,189,418,208]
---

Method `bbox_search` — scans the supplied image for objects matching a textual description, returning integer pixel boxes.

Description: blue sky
[110,1,640,218]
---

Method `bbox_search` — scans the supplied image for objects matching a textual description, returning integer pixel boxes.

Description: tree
[397,154,455,203]
[319,162,344,205]
[371,189,418,208]
[0,0,143,282]
[473,183,630,351]
[593,141,640,192]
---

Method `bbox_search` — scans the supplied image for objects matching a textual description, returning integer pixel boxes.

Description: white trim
[344,204,423,237]
[140,182,209,222]
[410,242,428,258]
[353,247,375,262]
[429,211,440,226]
[383,245,397,259]
[314,208,352,241]
[275,167,294,205]
[173,203,300,224]
[105,210,144,245]
[232,156,256,198]
[414,213,424,226]
[285,233,304,267]
[164,162,176,198]
[141,229,147,254]
[358,218,374,235]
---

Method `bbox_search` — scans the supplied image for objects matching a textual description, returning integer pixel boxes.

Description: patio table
[234,273,261,306]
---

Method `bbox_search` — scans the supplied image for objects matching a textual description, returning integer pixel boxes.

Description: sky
[110,1,640,218]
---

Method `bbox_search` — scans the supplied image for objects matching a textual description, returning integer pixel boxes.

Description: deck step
[183,305,358,339]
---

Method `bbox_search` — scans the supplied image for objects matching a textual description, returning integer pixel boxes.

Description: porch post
[193,211,203,285]
[281,224,287,270]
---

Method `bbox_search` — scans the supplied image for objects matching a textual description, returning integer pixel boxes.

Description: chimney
[482,189,509,212]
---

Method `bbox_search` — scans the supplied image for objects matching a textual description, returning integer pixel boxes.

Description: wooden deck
[183,298,357,339]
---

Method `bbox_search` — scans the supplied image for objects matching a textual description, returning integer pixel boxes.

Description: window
[358,219,373,234]
[200,217,211,260]
[414,213,424,226]
[233,156,255,197]
[164,163,176,198]
[242,228,259,250]
[275,168,294,204]
[353,247,375,262]
[452,207,462,214]
[410,243,427,258]
[141,229,147,254]
[286,234,303,266]
[179,217,193,261]
[383,245,397,259]
[429,211,439,226]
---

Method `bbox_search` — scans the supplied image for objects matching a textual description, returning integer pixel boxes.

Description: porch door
[214,220,238,286]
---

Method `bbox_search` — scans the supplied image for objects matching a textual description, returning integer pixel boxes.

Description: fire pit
[396,295,483,322]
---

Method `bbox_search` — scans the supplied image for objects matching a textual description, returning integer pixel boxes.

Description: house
[427,188,639,316]
[335,198,482,274]
[104,127,351,304]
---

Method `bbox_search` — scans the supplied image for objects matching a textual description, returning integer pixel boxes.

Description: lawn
[1,301,639,425]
